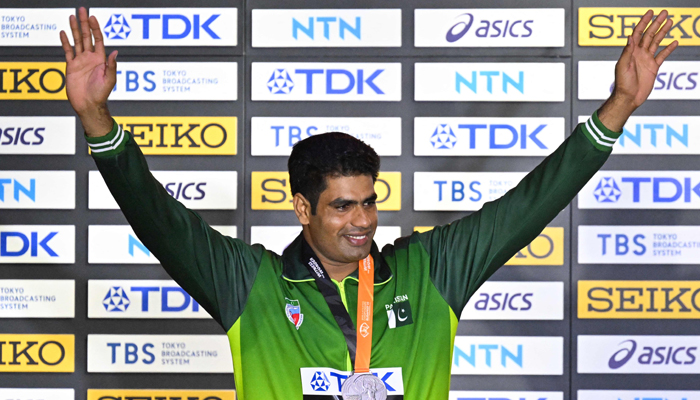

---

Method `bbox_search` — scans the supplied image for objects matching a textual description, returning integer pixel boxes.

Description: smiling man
[61,7,677,400]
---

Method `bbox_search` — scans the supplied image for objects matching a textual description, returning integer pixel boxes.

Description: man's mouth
[343,233,370,246]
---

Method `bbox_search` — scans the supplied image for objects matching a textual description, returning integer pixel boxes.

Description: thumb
[105,50,118,86]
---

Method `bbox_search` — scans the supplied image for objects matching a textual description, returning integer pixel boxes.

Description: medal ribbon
[301,238,375,374]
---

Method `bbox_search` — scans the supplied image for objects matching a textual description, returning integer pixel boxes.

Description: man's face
[304,174,378,267]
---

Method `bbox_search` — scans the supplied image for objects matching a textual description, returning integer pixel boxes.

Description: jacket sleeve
[417,112,621,316]
[87,120,263,331]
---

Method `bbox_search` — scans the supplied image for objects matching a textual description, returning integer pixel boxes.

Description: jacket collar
[281,233,392,284]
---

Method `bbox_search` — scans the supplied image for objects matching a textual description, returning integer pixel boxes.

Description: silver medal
[341,373,388,400]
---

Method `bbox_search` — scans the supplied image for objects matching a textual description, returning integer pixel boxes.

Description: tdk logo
[293,16,361,40]
[104,13,220,40]
[103,287,130,312]
[1,231,58,257]
[454,344,523,368]
[252,63,401,101]
[580,172,700,209]
[104,14,132,39]
[0,179,34,202]
[310,371,331,392]
[89,8,238,46]
[430,123,547,150]
[446,13,533,42]
[593,178,622,202]
[266,68,385,95]
[608,340,696,369]
[456,71,523,94]
[88,280,206,319]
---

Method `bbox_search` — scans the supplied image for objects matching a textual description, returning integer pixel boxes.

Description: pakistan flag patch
[385,297,413,329]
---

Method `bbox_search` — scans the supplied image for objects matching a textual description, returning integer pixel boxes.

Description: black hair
[288,132,380,215]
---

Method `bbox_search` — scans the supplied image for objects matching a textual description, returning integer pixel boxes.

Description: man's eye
[336,204,350,211]
[364,200,376,207]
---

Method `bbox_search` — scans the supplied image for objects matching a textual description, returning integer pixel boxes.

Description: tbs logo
[446,13,534,42]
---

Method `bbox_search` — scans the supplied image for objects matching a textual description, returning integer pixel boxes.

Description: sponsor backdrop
[1,0,699,399]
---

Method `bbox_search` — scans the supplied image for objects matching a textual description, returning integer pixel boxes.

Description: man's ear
[293,193,312,225]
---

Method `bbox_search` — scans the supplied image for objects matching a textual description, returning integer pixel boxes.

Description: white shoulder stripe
[90,126,125,153]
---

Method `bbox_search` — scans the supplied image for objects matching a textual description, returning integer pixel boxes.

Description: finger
[617,34,636,70]
[641,10,668,50]
[630,10,653,46]
[649,18,673,55]
[79,7,94,52]
[655,40,679,66]
[105,50,118,83]
[89,16,105,56]
[69,14,83,54]
[59,30,74,62]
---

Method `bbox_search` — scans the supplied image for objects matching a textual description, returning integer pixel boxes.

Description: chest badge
[285,298,304,330]
[385,295,413,329]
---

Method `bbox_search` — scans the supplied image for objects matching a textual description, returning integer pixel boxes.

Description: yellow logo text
[113,117,237,155]
[0,63,67,100]
[579,8,700,46]
[87,389,236,400]
[579,280,700,319]
[252,171,401,211]
[0,334,74,372]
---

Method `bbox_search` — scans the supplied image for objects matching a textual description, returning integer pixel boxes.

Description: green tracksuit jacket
[87,112,620,400]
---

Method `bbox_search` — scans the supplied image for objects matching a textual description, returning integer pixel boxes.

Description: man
[60,7,677,400]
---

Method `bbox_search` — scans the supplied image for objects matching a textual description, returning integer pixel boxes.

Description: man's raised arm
[60,8,263,330]
[419,10,678,316]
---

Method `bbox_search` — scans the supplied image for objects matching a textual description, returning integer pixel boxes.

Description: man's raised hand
[59,7,117,137]
[599,9,679,131]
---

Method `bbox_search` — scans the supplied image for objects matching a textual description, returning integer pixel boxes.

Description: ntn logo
[609,340,696,368]
[430,123,548,149]
[447,13,533,42]
[0,179,34,202]
[293,16,361,40]
[0,231,58,257]
[456,71,523,94]
[0,127,45,146]
[128,234,150,257]
[453,344,523,367]
[620,123,688,147]
[268,68,385,94]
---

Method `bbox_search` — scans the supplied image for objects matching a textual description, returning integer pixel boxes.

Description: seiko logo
[580,281,700,318]
[0,334,74,372]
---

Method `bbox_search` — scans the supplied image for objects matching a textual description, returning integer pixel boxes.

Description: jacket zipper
[333,278,353,371]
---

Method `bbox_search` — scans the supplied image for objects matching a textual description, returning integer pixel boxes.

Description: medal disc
[341,373,388,400]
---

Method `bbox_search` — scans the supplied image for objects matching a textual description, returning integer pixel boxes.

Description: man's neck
[302,231,359,282]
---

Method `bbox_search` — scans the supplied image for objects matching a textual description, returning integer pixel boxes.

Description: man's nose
[351,206,372,228]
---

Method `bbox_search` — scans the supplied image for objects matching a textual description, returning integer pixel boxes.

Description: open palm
[60,7,117,116]
[614,10,678,108]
